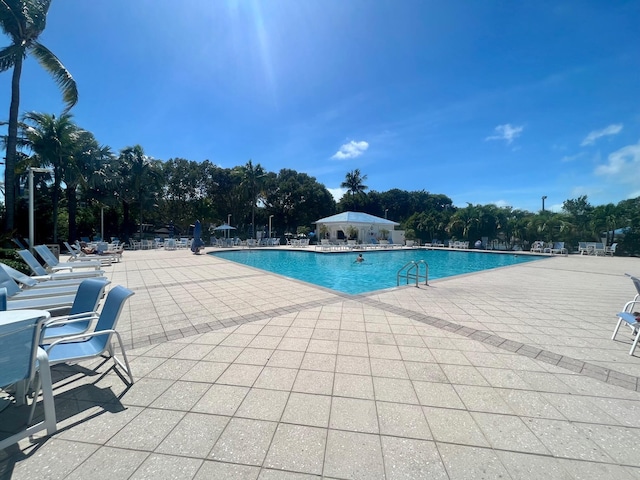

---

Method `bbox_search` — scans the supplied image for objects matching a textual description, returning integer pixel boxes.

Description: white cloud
[580,123,623,146]
[327,187,347,202]
[594,140,640,180]
[485,124,523,144]
[560,152,585,163]
[332,140,369,159]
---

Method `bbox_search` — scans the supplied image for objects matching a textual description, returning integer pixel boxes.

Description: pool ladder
[397,260,428,287]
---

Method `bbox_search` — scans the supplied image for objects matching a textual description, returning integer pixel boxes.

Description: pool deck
[2,247,640,479]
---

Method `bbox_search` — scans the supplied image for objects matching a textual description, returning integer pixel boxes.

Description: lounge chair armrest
[44,312,99,327]
[622,300,640,312]
[44,328,117,350]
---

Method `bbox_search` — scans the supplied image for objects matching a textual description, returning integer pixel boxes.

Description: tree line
[1,112,639,256]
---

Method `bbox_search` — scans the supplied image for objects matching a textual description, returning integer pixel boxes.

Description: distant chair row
[577,242,616,256]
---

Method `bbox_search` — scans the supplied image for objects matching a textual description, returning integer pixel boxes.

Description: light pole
[28,167,50,251]
[384,209,389,219]
[269,214,274,239]
[227,214,232,239]
[541,196,547,212]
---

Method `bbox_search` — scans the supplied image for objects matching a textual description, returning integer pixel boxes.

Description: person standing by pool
[355,253,364,263]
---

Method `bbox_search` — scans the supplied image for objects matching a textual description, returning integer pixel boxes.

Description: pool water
[210,249,543,295]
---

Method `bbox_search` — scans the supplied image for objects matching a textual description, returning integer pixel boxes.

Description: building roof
[314,211,399,226]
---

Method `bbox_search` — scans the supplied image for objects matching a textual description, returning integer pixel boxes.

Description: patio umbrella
[214,224,236,240]
[191,220,204,254]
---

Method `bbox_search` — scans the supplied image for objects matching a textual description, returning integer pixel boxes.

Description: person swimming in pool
[355,253,364,263]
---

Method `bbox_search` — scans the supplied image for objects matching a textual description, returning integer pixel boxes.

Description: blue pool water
[210,249,543,295]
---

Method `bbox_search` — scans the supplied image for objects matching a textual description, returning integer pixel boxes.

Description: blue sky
[1,0,639,213]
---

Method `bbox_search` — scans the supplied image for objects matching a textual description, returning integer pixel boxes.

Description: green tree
[117,145,163,240]
[340,169,368,210]
[22,111,77,242]
[0,0,77,232]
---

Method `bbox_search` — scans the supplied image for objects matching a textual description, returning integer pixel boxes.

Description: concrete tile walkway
[2,247,640,479]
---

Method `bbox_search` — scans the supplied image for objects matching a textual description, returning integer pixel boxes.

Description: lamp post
[227,214,232,239]
[384,209,389,219]
[269,214,274,239]
[28,167,50,251]
[541,196,547,212]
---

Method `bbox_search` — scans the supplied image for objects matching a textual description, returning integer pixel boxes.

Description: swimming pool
[210,249,543,295]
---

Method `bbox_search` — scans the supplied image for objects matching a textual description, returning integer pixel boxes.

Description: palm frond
[30,40,77,111]
[0,43,20,71]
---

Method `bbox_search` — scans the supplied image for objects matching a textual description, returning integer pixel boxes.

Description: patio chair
[34,245,102,272]
[17,249,105,280]
[41,278,110,342]
[41,285,135,385]
[0,265,81,299]
[0,263,88,289]
[610,274,640,355]
[550,242,567,255]
[0,309,57,450]
[604,243,618,256]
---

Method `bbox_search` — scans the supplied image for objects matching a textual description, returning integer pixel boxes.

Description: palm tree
[239,159,265,239]
[341,169,368,210]
[0,0,78,232]
[117,145,163,240]
[22,111,77,242]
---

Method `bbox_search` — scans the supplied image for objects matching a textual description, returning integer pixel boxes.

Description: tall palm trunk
[66,183,78,242]
[4,55,23,232]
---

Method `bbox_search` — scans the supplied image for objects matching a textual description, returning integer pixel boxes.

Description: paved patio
[1,247,640,479]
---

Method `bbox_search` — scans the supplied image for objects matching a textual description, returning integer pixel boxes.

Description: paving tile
[397,345,436,362]
[156,412,229,457]
[180,360,229,383]
[211,417,277,466]
[254,366,299,391]
[454,385,516,414]
[278,337,310,352]
[381,436,448,479]
[338,341,370,357]
[441,364,490,386]
[423,406,489,446]
[236,388,290,421]
[204,345,244,362]
[281,392,332,428]
[333,373,375,399]
[376,401,432,440]
[370,358,409,379]
[146,358,198,380]
[336,355,372,375]
[372,377,419,404]
[412,381,465,408]
[471,411,550,454]
[404,362,448,383]
[128,453,203,480]
[330,397,379,433]
[216,363,263,387]
[235,348,275,365]
[149,380,211,410]
[496,451,573,480]
[56,405,144,444]
[575,423,640,466]
[106,408,185,451]
[266,350,305,369]
[324,429,385,480]
[438,443,511,479]
[65,446,149,480]
[5,438,99,480]
[264,424,326,475]
[497,389,566,420]
[293,370,334,395]
[192,384,249,416]
[194,460,260,479]
[525,418,615,462]
[555,458,640,480]
[368,344,402,360]
[301,352,337,372]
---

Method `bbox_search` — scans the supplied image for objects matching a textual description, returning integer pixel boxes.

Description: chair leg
[111,331,134,384]
[611,317,624,340]
[630,330,640,356]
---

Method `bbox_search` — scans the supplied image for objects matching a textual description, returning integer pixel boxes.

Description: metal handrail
[397,260,428,287]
